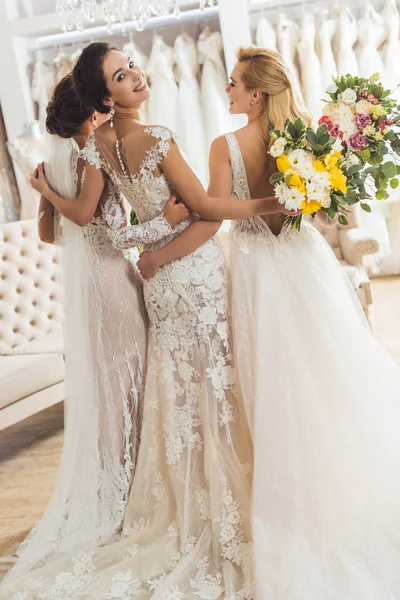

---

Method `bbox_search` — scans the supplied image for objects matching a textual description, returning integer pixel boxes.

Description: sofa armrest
[339,227,380,267]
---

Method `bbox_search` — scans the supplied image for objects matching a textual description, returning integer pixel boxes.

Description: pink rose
[367,94,375,102]
[372,98,379,105]
[355,113,372,130]
[349,132,368,151]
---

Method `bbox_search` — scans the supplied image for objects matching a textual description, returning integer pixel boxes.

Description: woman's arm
[31,162,106,226]
[37,195,55,243]
[137,138,230,279]
[161,136,286,220]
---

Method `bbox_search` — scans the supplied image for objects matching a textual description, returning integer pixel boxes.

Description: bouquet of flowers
[269,117,367,230]
[321,72,400,201]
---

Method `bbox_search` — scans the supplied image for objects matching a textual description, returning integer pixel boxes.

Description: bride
[1,43,295,599]
[139,46,400,598]
[0,73,190,593]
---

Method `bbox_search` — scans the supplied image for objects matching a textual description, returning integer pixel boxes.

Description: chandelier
[56,0,216,33]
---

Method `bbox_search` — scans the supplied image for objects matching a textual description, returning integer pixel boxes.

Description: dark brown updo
[46,73,94,138]
[73,42,117,114]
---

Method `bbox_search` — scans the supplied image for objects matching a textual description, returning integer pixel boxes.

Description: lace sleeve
[144,126,179,165]
[79,132,102,169]
[103,192,173,250]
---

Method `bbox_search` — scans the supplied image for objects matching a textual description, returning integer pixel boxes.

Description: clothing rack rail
[249,0,334,13]
[32,6,219,50]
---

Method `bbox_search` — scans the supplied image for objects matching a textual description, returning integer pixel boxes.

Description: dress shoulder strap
[224,132,251,200]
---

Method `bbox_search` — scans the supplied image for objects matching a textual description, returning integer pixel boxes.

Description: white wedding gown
[198,31,236,154]
[147,38,178,133]
[256,16,277,51]
[174,34,207,186]
[2,126,254,599]
[358,4,387,80]
[1,135,148,591]
[225,131,400,599]
[335,6,359,76]
[317,10,337,93]
[297,13,323,124]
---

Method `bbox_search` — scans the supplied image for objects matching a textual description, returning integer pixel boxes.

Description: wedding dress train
[225,131,400,599]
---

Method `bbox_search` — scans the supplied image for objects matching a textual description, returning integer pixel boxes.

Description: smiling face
[102,49,150,110]
[226,62,257,115]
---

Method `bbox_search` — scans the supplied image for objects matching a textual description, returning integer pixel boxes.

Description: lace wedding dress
[0,135,148,593]
[2,126,254,599]
[317,10,337,92]
[225,131,400,598]
[335,6,359,76]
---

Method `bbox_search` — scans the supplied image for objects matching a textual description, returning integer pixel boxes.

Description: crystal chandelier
[56,0,216,33]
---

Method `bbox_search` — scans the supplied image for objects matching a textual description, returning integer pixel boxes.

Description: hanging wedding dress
[31,57,55,123]
[317,9,337,93]
[174,34,207,186]
[358,4,386,80]
[2,125,254,599]
[1,133,148,591]
[376,0,400,276]
[335,5,359,76]
[276,14,302,94]
[147,37,178,133]
[225,131,400,598]
[382,0,400,99]
[357,3,399,275]
[53,52,72,83]
[256,16,277,51]
[198,30,236,153]
[297,12,323,124]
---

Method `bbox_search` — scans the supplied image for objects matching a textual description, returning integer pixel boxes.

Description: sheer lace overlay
[1,139,148,592]
[2,126,254,599]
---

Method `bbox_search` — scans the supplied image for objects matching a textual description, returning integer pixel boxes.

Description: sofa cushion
[6,328,64,355]
[0,353,64,410]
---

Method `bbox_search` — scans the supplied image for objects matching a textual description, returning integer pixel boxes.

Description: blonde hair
[237,46,311,145]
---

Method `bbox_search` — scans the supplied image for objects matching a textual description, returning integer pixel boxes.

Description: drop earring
[109,106,115,128]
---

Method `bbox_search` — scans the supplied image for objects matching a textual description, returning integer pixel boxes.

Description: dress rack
[32,5,220,50]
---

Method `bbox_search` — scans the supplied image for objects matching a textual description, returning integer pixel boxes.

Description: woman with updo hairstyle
[1,72,153,590]
[205,45,400,597]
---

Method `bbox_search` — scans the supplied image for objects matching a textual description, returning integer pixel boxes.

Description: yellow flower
[277,154,291,173]
[301,200,322,214]
[313,159,326,172]
[323,151,341,170]
[289,173,306,193]
[371,105,386,120]
[329,166,347,194]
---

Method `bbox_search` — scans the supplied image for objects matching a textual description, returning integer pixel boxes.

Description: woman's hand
[30,162,51,198]
[163,193,191,227]
[265,196,301,217]
[137,250,161,280]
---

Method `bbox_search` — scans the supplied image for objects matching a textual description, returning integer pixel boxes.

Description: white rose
[275,137,287,147]
[270,142,284,158]
[326,82,338,94]
[322,102,340,121]
[356,100,374,115]
[341,88,357,105]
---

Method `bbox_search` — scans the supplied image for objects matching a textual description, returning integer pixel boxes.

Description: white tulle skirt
[227,222,400,599]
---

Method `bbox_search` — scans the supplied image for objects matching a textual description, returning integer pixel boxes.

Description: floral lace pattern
[3,127,254,600]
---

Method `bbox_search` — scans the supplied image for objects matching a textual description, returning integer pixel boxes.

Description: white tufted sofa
[0,219,65,430]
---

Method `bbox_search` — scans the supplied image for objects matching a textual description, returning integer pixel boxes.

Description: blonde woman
[140,47,400,597]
